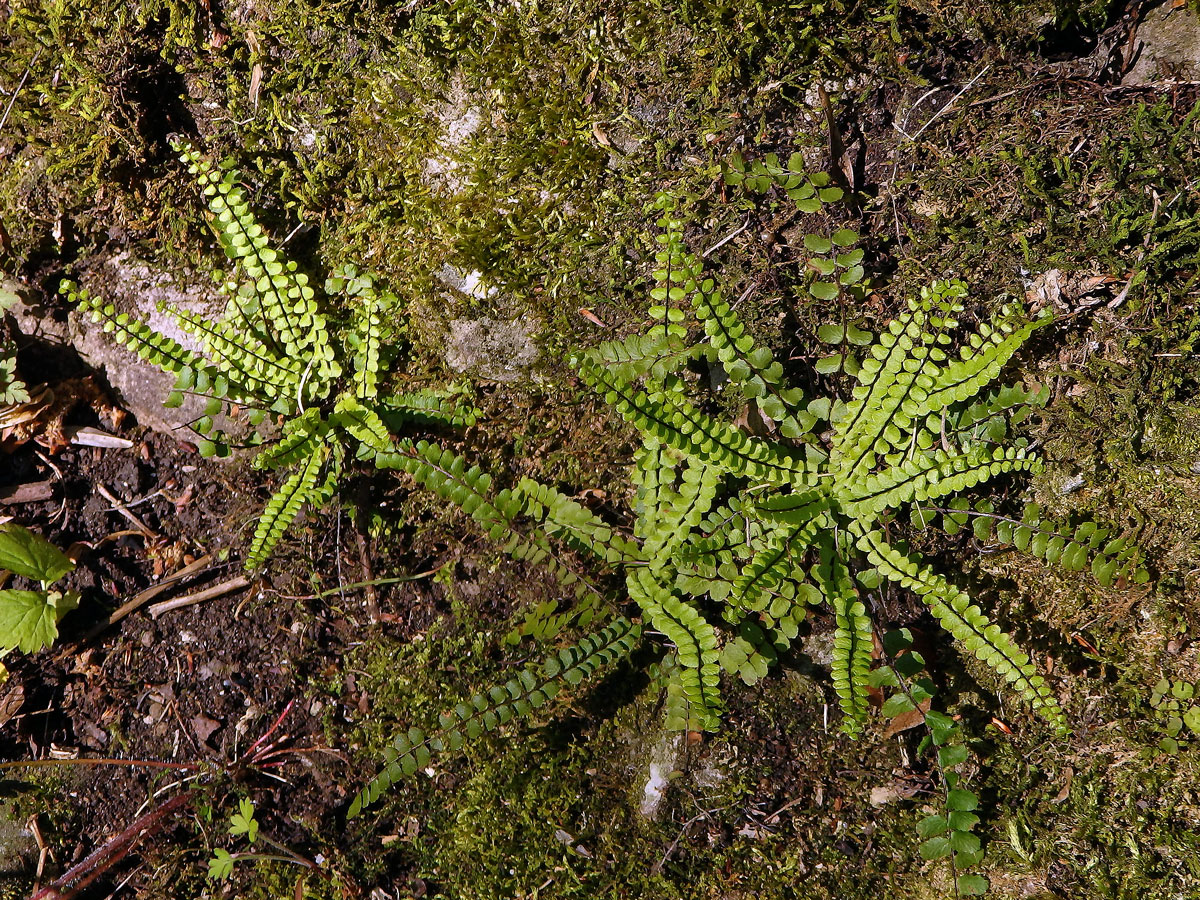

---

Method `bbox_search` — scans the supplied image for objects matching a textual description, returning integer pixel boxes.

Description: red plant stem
[29,792,192,900]
[244,700,294,758]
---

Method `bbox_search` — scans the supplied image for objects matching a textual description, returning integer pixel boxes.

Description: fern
[63,140,475,571]
[566,188,1147,738]
[349,617,642,817]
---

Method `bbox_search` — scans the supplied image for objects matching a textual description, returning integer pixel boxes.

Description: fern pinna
[567,192,1146,737]
[62,140,473,570]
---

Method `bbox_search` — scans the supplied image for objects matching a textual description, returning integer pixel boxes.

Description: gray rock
[0,798,35,876]
[1124,6,1200,85]
[445,315,539,382]
[64,252,228,438]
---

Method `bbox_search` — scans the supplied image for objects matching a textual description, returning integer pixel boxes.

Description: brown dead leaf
[578,307,608,327]
[882,698,932,738]
[0,684,25,727]
[0,377,125,453]
[733,403,778,439]
[1052,766,1073,803]
[249,62,263,108]
[191,714,222,745]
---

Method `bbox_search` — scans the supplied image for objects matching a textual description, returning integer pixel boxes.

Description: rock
[638,732,683,820]
[0,798,36,876]
[1124,6,1200,85]
[63,253,231,438]
[422,71,486,196]
[445,315,539,382]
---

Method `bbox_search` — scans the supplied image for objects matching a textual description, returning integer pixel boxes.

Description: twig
[148,575,251,618]
[29,792,192,900]
[703,218,750,258]
[651,808,718,875]
[95,483,158,538]
[763,796,807,825]
[899,65,991,146]
[0,49,39,138]
[271,568,443,601]
[355,482,379,622]
[60,554,214,653]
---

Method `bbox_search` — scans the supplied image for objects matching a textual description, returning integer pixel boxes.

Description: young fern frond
[639,455,721,563]
[247,443,328,571]
[658,653,710,732]
[170,305,301,400]
[349,617,642,817]
[182,144,335,380]
[588,330,695,383]
[576,359,810,485]
[379,390,479,429]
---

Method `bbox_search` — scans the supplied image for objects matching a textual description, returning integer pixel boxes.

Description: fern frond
[727,521,818,618]
[170,304,301,403]
[326,264,384,401]
[379,390,479,428]
[640,455,722,563]
[584,330,695,383]
[349,617,642,817]
[717,621,779,686]
[842,444,1040,520]
[576,360,810,485]
[627,567,722,731]
[981,502,1148,586]
[691,276,815,438]
[516,477,640,565]
[252,408,325,471]
[175,140,338,386]
[246,443,328,570]
[69,284,208,382]
[333,396,394,453]
[813,535,872,734]
[373,441,608,609]
[657,653,710,732]
[855,525,1065,731]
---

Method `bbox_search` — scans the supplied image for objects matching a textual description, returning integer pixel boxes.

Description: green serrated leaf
[919,836,952,860]
[817,323,845,344]
[0,589,76,653]
[0,525,73,583]
[947,789,979,811]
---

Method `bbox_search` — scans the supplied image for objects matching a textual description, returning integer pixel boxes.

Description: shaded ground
[3,1,1200,899]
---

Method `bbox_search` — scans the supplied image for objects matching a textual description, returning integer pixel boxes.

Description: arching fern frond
[855,525,1065,732]
[349,617,642,817]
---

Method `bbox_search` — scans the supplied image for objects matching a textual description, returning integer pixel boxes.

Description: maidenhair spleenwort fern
[566,192,1146,738]
[347,178,1146,834]
[62,140,474,570]
[349,617,641,817]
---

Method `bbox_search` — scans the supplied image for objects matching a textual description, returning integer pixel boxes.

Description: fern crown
[62,140,474,570]
[564,190,1146,737]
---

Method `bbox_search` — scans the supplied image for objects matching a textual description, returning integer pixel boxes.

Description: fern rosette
[564,191,1147,738]
[64,141,476,571]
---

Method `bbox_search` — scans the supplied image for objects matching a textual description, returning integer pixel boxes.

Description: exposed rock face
[67,253,228,437]
[444,315,539,382]
[1123,6,1200,85]
[6,255,228,439]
